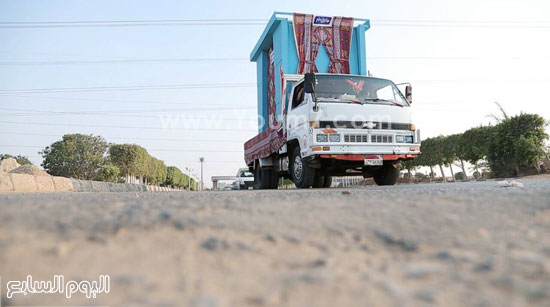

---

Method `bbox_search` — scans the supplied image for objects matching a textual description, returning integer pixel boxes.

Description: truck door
[287,82,310,153]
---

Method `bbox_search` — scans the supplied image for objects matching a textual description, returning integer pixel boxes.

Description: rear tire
[312,175,324,188]
[268,170,279,189]
[289,146,316,188]
[323,176,333,188]
[254,162,272,189]
[373,164,400,186]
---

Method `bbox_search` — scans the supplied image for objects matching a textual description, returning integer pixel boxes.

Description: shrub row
[404,113,548,178]
[40,134,198,189]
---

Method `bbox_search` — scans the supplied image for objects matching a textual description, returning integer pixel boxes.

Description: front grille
[344,134,369,142]
[343,134,393,143]
[371,135,393,143]
[320,121,411,131]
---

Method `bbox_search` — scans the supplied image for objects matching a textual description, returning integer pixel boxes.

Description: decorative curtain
[267,46,277,129]
[327,16,354,74]
[293,13,317,74]
[293,13,354,74]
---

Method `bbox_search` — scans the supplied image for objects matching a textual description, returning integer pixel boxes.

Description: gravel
[0,180,549,307]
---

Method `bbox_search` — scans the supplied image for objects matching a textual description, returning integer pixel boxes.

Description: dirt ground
[1,180,549,307]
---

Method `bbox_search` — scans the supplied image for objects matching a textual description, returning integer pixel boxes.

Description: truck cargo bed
[244,127,285,165]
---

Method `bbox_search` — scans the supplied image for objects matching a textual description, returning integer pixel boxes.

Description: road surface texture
[1,180,549,307]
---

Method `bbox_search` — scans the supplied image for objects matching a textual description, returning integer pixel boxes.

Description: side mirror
[304,73,315,94]
[405,85,412,104]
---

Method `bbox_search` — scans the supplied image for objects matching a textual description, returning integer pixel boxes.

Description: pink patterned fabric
[328,16,354,74]
[293,13,317,74]
[280,66,287,115]
[244,128,286,165]
[293,13,354,74]
[267,46,277,129]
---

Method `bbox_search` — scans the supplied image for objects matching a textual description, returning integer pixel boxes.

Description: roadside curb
[0,172,182,193]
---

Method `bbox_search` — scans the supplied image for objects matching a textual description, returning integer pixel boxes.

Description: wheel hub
[293,156,303,180]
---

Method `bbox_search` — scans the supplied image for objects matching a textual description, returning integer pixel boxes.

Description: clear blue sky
[1,0,549,186]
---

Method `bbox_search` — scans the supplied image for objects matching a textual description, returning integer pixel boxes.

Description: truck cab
[282,73,420,188]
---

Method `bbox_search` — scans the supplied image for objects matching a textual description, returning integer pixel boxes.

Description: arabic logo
[6,275,110,299]
[313,16,332,25]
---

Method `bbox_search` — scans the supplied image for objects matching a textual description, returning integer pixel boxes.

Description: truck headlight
[396,135,414,143]
[317,134,328,142]
[396,135,404,143]
[329,134,340,142]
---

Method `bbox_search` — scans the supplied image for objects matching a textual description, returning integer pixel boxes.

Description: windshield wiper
[318,97,363,105]
[343,98,363,105]
[364,98,403,107]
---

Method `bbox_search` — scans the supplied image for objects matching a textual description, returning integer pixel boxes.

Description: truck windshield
[315,75,409,106]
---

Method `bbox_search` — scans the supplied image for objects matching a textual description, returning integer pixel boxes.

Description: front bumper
[308,128,421,157]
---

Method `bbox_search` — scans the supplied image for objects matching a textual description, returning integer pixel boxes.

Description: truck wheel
[323,176,333,188]
[373,164,400,186]
[290,147,316,188]
[268,170,279,189]
[254,163,272,189]
[312,175,324,188]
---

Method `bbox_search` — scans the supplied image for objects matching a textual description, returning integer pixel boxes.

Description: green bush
[96,164,121,182]
[415,113,548,179]
[487,114,548,177]
[454,172,465,180]
[40,134,108,180]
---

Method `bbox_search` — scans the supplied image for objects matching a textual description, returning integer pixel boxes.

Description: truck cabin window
[315,75,409,106]
[292,83,305,109]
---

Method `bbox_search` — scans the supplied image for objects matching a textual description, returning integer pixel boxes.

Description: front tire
[373,164,400,186]
[289,147,316,188]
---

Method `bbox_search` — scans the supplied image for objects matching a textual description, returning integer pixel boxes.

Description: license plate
[364,156,383,166]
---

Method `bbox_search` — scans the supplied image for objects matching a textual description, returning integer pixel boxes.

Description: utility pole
[199,157,204,191]
[186,167,191,191]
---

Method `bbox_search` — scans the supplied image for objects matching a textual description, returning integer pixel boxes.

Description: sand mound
[0,157,21,173]
[9,164,50,176]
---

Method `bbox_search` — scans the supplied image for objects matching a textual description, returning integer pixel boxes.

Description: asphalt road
[1,180,549,307]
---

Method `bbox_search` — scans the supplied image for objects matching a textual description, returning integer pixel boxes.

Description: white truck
[235,168,255,190]
[243,13,420,188]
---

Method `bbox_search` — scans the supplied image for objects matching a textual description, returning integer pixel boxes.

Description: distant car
[230,181,239,190]
[236,168,254,190]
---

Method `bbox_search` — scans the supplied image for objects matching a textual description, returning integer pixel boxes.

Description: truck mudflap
[244,127,286,165]
[319,154,418,161]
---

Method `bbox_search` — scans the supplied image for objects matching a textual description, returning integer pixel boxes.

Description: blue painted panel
[349,28,359,74]
[256,51,268,132]
[273,25,283,124]
[355,23,369,75]
[286,20,299,74]
[251,15,370,129]
[316,45,330,73]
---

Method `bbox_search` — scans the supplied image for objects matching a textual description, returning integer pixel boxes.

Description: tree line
[39,134,198,190]
[403,113,549,179]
